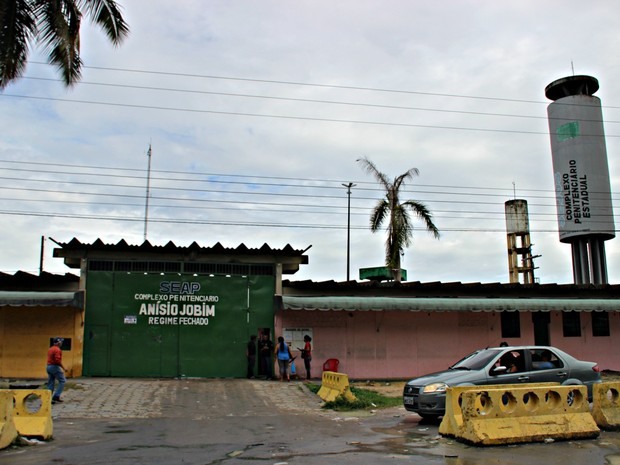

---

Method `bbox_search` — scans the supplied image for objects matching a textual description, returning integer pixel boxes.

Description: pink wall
[277,310,620,380]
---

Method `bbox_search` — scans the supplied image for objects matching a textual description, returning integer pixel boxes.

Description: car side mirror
[492,365,508,375]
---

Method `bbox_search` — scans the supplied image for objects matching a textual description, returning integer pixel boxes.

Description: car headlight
[422,383,448,393]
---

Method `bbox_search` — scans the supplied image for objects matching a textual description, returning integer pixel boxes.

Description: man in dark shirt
[258,333,274,379]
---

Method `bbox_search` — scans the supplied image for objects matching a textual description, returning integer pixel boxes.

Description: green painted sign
[557,121,580,141]
[84,271,275,378]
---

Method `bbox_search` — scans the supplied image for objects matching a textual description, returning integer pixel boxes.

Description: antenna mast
[144,144,152,241]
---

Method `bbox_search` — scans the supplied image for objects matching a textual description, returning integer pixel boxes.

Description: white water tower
[545,75,615,284]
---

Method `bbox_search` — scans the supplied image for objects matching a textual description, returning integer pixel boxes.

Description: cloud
[1,0,618,284]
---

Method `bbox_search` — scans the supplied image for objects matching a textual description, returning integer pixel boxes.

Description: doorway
[532,312,550,346]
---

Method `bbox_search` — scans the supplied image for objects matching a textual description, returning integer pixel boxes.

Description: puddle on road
[357,424,463,461]
[607,455,620,465]
[368,422,620,465]
[105,425,134,434]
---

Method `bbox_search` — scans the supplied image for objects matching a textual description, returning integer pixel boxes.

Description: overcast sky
[1,0,619,284]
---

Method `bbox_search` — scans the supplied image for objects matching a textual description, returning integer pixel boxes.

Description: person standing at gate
[258,332,274,380]
[274,336,292,382]
[301,335,312,380]
[246,335,257,379]
[47,337,67,403]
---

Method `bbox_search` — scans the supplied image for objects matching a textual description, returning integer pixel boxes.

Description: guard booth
[53,239,309,378]
[0,271,83,378]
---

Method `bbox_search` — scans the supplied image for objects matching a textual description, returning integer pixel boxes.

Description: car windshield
[450,349,502,370]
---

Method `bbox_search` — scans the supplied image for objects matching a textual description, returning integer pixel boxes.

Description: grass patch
[305,382,402,411]
[305,383,320,394]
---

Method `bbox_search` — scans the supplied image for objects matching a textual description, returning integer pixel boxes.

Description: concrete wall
[277,310,619,379]
[547,311,619,364]
[0,306,83,379]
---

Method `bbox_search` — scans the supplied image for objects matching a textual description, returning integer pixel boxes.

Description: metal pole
[39,235,45,275]
[144,144,152,241]
[342,183,356,281]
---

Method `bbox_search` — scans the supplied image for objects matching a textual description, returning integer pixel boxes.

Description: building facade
[278,280,620,379]
[1,239,618,381]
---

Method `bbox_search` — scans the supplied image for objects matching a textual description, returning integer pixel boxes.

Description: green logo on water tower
[557,121,580,141]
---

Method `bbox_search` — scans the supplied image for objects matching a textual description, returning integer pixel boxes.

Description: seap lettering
[159,281,201,295]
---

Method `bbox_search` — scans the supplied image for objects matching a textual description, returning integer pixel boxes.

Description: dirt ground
[351,370,620,398]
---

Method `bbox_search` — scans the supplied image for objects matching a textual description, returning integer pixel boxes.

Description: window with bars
[88,260,274,276]
[592,312,610,337]
[562,311,581,337]
[501,312,521,338]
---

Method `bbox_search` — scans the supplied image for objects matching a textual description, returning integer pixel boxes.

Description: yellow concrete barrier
[317,371,356,402]
[0,391,18,449]
[592,382,620,430]
[11,389,54,440]
[439,382,559,437]
[457,385,599,445]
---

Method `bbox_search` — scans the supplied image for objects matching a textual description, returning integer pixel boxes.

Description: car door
[526,348,569,385]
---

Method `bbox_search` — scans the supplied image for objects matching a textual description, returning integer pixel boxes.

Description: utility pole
[39,236,45,275]
[342,182,356,281]
[144,144,152,241]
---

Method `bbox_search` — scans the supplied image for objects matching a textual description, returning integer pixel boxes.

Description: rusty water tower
[545,75,616,284]
[505,199,537,284]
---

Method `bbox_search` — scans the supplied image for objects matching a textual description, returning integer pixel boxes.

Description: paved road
[2,378,620,465]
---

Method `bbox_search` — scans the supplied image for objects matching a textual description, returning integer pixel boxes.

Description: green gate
[84,271,275,377]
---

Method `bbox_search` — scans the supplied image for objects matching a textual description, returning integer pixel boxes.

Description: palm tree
[357,157,440,282]
[0,0,129,89]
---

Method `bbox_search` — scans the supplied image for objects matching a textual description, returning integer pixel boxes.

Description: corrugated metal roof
[0,291,85,309]
[282,296,620,312]
[52,238,309,255]
[51,238,310,272]
[0,271,79,290]
[282,279,620,298]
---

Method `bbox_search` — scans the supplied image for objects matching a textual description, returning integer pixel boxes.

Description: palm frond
[402,200,440,238]
[0,0,38,89]
[1,0,129,88]
[369,200,388,232]
[393,205,413,248]
[357,157,391,190]
[81,0,129,45]
[36,0,82,86]
[393,167,419,192]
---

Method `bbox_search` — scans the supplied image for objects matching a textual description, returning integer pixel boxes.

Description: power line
[1,93,560,136]
[3,161,620,205]
[1,159,618,235]
[22,76,620,125]
[0,159,557,194]
[1,209,614,234]
[0,195,570,221]
[28,61,620,110]
[0,177,617,223]
[1,160,619,212]
[0,184,564,211]
[0,171,564,202]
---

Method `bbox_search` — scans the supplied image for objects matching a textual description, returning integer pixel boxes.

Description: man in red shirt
[47,337,67,403]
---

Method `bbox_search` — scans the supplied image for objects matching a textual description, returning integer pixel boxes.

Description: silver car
[403,345,601,420]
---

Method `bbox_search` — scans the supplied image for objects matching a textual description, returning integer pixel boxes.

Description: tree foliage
[0,0,129,89]
[358,157,440,282]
